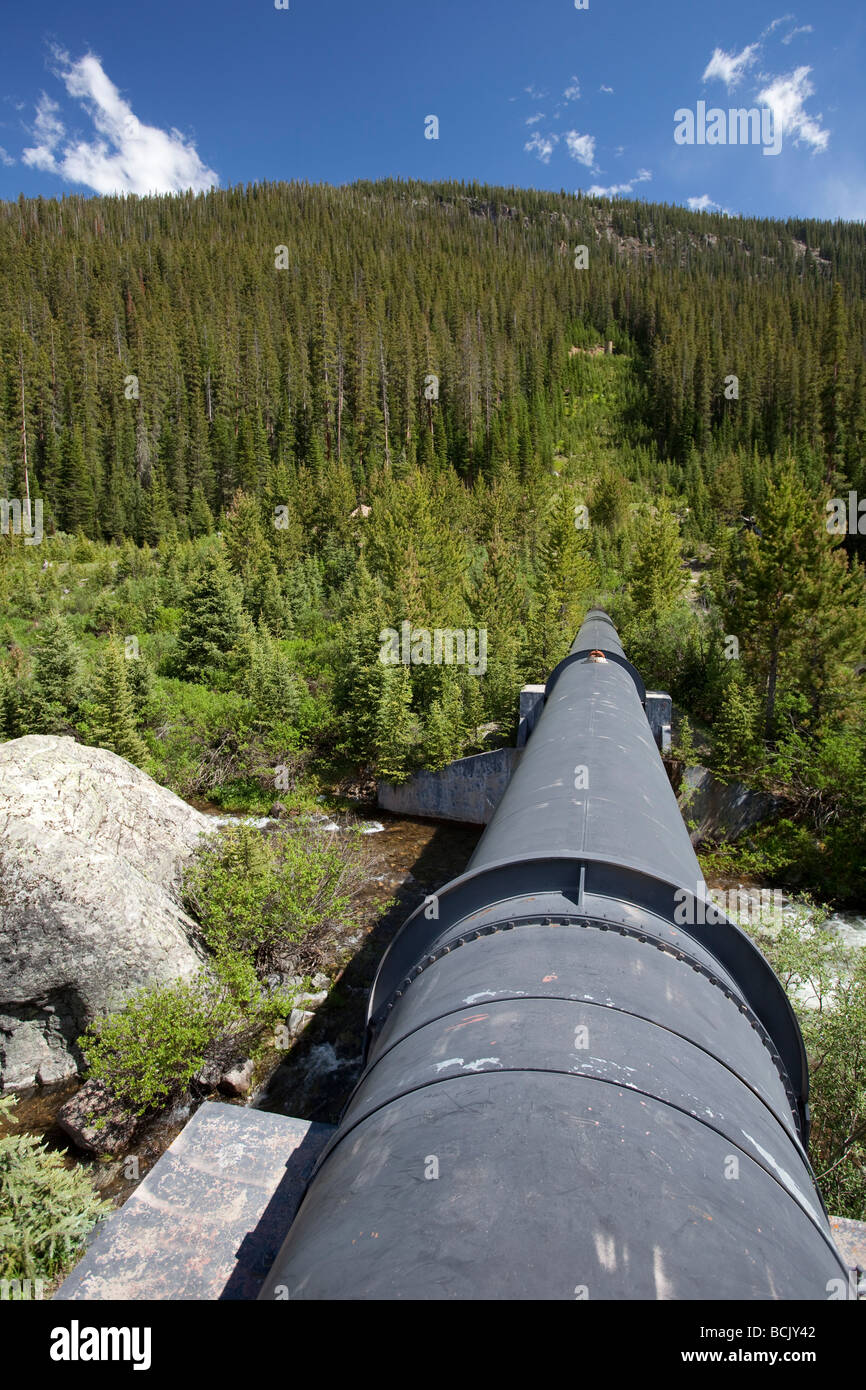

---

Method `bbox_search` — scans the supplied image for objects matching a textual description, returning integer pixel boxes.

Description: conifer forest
[1,178,865,898]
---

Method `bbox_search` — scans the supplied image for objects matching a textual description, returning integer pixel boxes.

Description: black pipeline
[260,611,848,1300]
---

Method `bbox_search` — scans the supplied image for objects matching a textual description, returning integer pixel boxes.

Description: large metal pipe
[260,611,847,1300]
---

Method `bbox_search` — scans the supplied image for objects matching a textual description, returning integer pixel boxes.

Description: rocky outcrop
[0,736,212,1091]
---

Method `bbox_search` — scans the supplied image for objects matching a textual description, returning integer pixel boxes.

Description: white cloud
[703,43,759,89]
[524,130,559,164]
[699,26,828,153]
[762,14,795,37]
[563,77,581,102]
[564,130,596,167]
[22,49,217,194]
[524,84,548,101]
[0,146,15,167]
[600,85,614,94]
[757,66,829,151]
[782,24,813,44]
[525,112,545,126]
[586,168,651,197]
[23,93,65,171]
[586,181,633,197]
[687,194,720,211]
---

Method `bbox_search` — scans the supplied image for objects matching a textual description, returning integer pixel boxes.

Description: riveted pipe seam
[369,913,802,1137]
[259,1072,848,1300]
[366,853,809,1126]
[357,991,804,1160]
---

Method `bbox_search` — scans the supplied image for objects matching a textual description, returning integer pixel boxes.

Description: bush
[183,822,365,973]
[77,817,364,1118]
[148,680,258,793]
[79,956,287,1115]
[699,818,866,904]
[749,909,866,1219]
[0,1094,111,1284]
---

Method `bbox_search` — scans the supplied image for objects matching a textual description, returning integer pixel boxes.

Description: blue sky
[0,0,863,220]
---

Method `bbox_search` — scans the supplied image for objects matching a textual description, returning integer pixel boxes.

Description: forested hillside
[1,179,865,897]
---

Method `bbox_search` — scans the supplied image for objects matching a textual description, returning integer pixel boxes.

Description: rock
[57,1079,139,1156]
[194,1061,222,1091]
[296,991,328,1010]
[310,973,330,991]
[288,1008,314,1037]
[0,1016,77,1090]
[220,1060,254,1096]
[37,1052,77,1087]
[0,735,211,1091]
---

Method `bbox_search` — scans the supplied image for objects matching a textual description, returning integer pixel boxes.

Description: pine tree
[174,549,244,685]
[142,459,173,546]
[28,614,80,734]
[223,489,268,597]
[90,636,149,765]
[592,469,630,532]
[188,486,215,538]
[423,669,466,769]
[332,561,388,765]
[707,451,744,525]
[263,463,305,566]
[528,491,597,658]
[252,560,291,637]
[127,650,158,724]
[244,624,301,724]
[375,664,416,783]
[522,587,565,685]
[628,501,688,618]
[723,459,866,738]
[820,282,849,481]
[713,665,762,783]
[60,427,96,536]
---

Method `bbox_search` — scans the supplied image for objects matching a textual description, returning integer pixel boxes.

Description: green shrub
[183,822,364,973]
[147,679,260,793]
[698,818,865,902]
[79,958,284,1115]
[749,910,866,1220]
[0,1094,111,1284]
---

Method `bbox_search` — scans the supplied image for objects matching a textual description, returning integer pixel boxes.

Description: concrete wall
[378,748,522,825]
[678,764,782,845]
[517,686,545,748]
[645,692,672,753]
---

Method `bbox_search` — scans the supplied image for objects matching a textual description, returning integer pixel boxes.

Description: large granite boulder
[0,736,212,1091]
